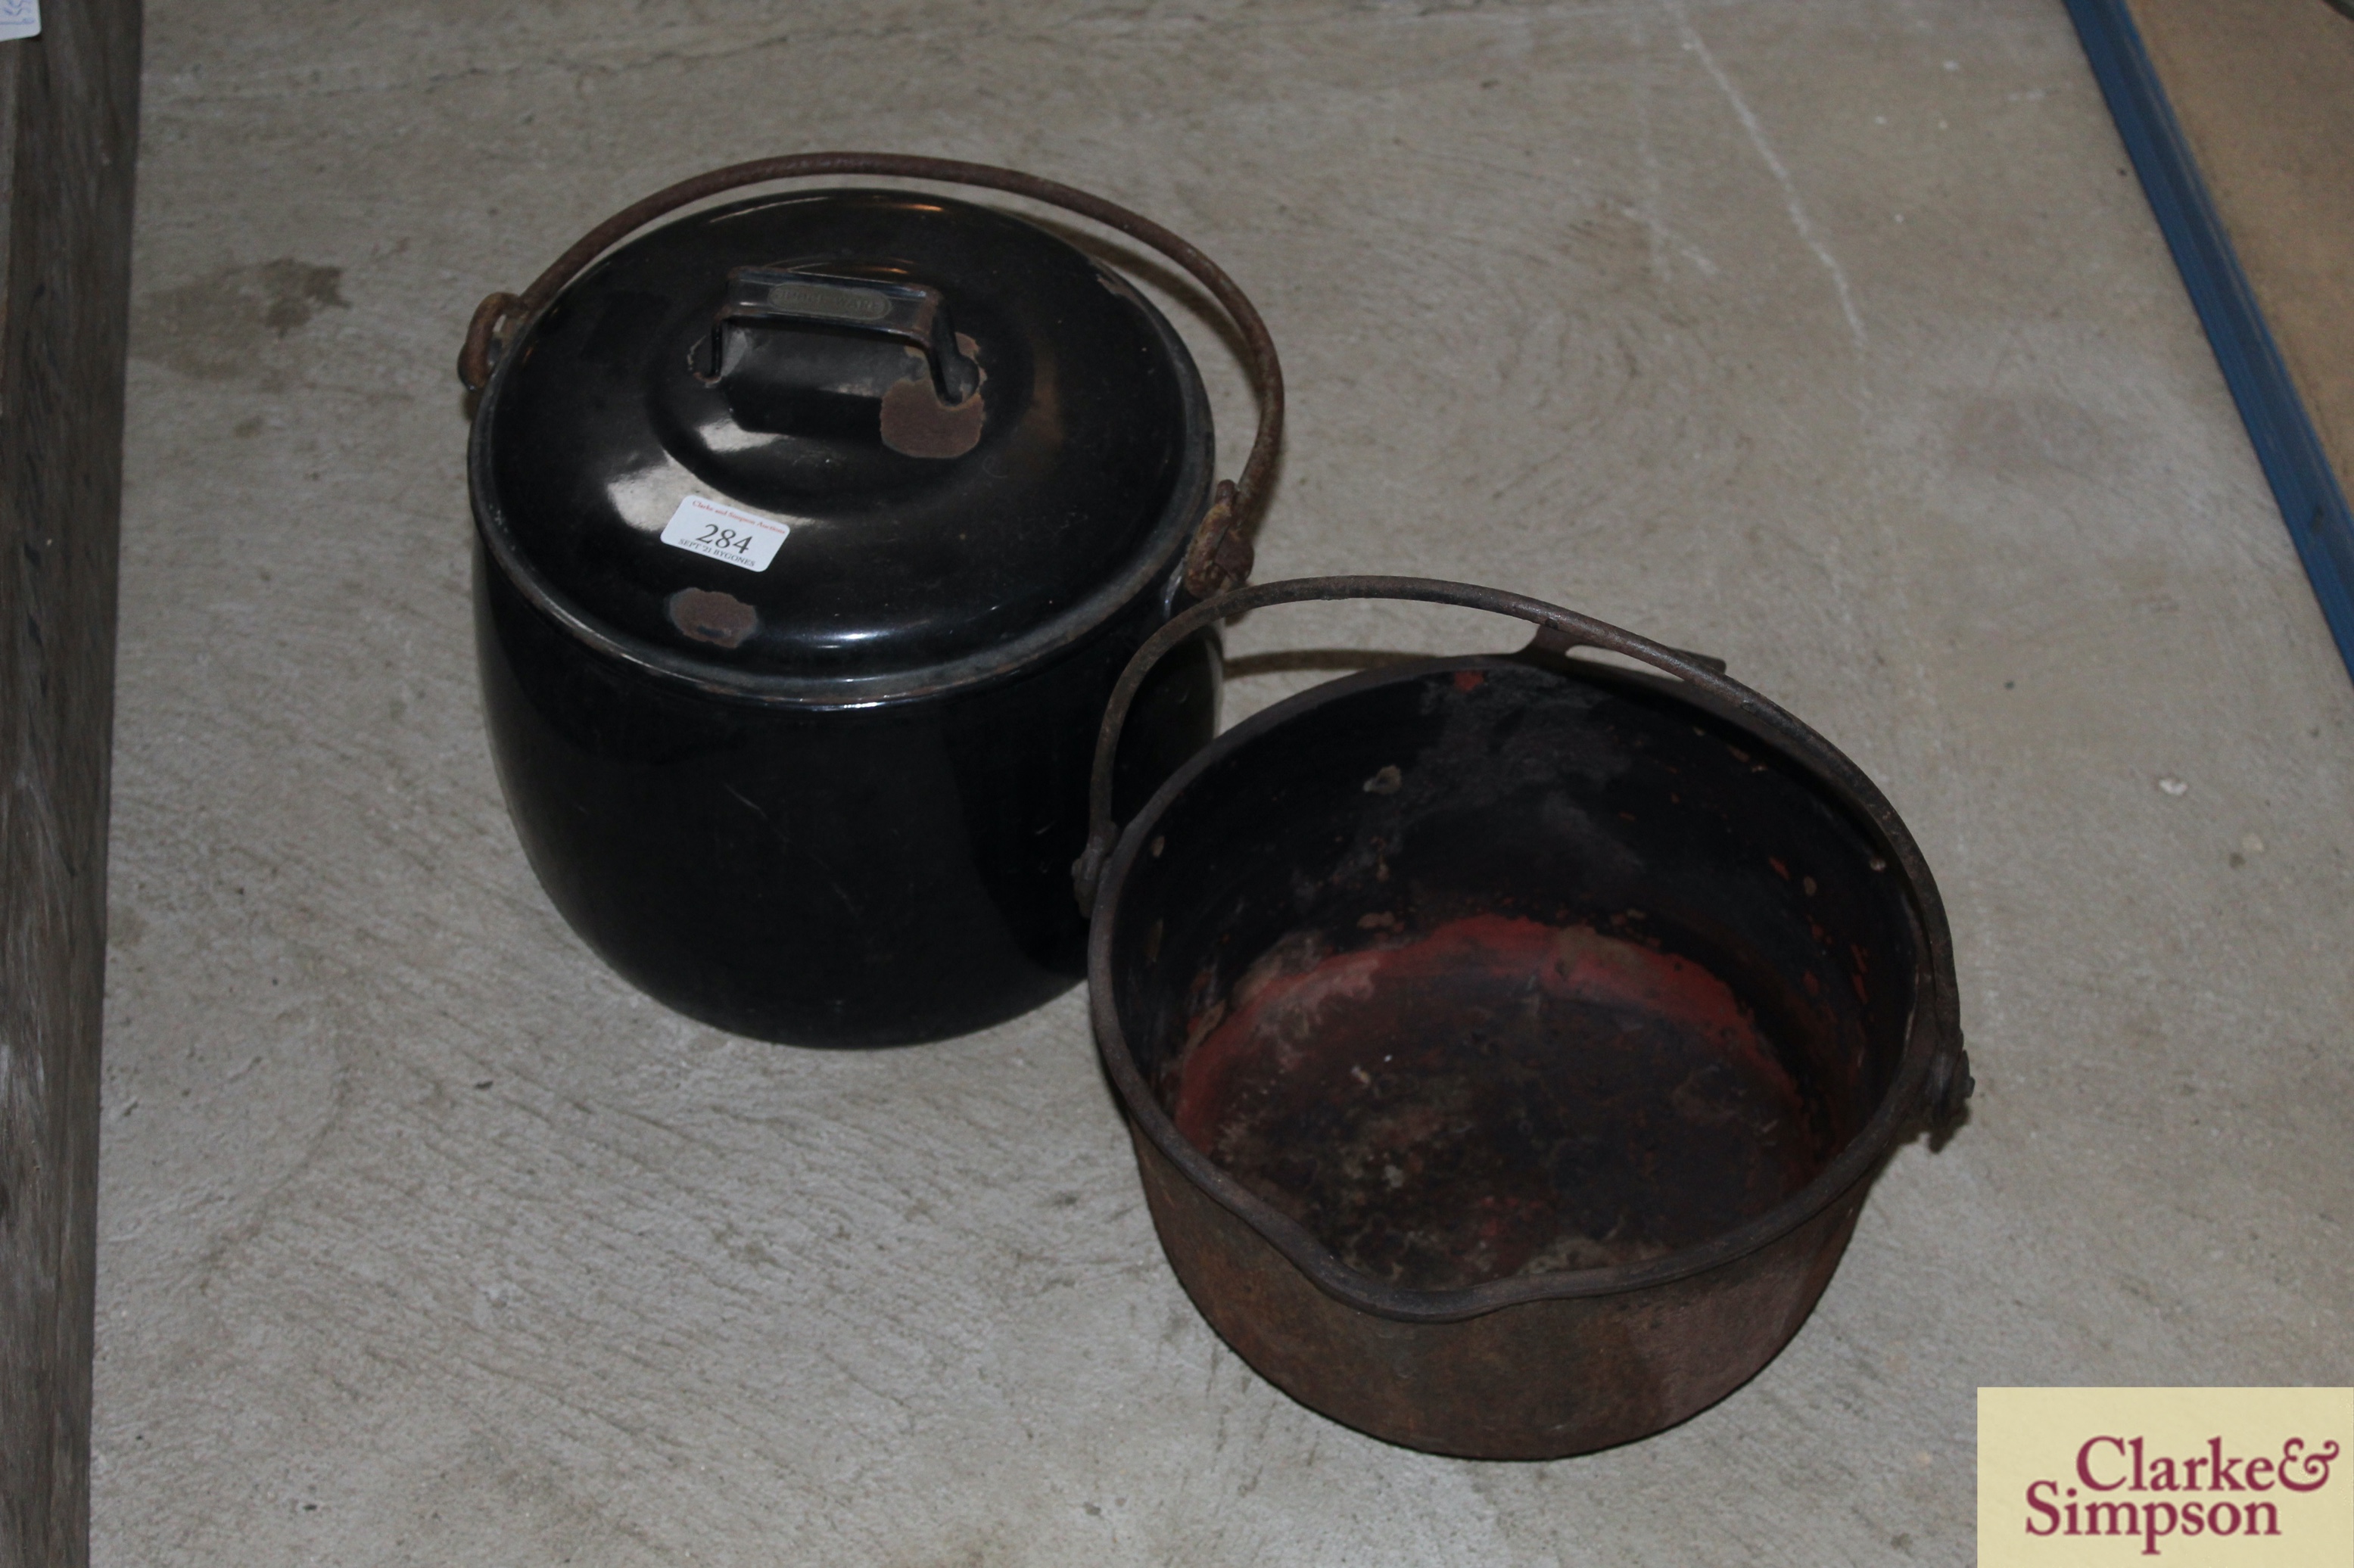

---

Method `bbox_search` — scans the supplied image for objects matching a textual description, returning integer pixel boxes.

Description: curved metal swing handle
[457,151,1284,599]
[1072,574,1736,918]
[1072,571,1971,1132]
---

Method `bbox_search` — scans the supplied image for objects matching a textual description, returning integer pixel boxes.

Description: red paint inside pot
[1168,915,1829,1290]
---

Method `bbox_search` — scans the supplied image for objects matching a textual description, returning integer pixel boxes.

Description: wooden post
[0,3,142,1566]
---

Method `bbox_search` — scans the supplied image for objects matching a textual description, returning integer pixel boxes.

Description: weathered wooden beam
[0,3,142,1566]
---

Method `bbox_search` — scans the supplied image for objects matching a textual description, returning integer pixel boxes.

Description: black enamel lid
[471,188,1211,704]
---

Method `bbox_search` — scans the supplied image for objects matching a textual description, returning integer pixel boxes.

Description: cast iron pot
[1076,578,1973,1459]
[459,154,1280,1047]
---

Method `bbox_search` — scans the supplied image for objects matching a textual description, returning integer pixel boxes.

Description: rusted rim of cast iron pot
[1082,575,1970,1327]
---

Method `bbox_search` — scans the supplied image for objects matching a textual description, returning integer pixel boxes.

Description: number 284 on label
[659,495,792,572]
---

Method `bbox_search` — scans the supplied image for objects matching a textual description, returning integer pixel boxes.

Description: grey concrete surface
[91,2,2354,1564]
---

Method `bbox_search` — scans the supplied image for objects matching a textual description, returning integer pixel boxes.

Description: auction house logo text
[1979,1389,2353,1566]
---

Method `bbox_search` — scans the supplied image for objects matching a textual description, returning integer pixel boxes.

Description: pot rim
[466,196,1214,713]
[1088,641,1964,1326]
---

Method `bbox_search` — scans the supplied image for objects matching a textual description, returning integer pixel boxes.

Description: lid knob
[703,267,981,404]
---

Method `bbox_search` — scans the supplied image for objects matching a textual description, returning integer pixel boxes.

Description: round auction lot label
[1979,1388,2352,1564]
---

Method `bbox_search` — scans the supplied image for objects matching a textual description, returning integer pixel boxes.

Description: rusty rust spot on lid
[668,587,758,649]
[878,334,985,459]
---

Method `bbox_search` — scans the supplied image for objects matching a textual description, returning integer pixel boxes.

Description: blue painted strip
[2063,0,2354,684]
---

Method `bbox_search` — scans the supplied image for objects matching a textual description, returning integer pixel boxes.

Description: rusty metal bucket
[1075,577,1971,1459]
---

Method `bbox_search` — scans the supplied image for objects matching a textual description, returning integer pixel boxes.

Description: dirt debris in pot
[1164,915,1832,1291]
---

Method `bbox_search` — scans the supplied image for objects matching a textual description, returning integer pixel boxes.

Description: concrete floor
[91,2,2354,1564]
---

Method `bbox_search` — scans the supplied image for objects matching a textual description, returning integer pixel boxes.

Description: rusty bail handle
[1073,574,1970,1123]
[1075,577,1741,915]
[456,151,1284,598]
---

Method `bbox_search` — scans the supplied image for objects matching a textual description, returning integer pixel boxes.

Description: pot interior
[1106,654,1920,1293]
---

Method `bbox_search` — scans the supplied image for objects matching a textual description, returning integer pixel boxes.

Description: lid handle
[705,268,979,404]
[457,152,1282,602]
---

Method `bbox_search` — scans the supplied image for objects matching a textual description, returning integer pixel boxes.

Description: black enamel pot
[459,154,1280,1047]
[1077,578,1973,1458]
